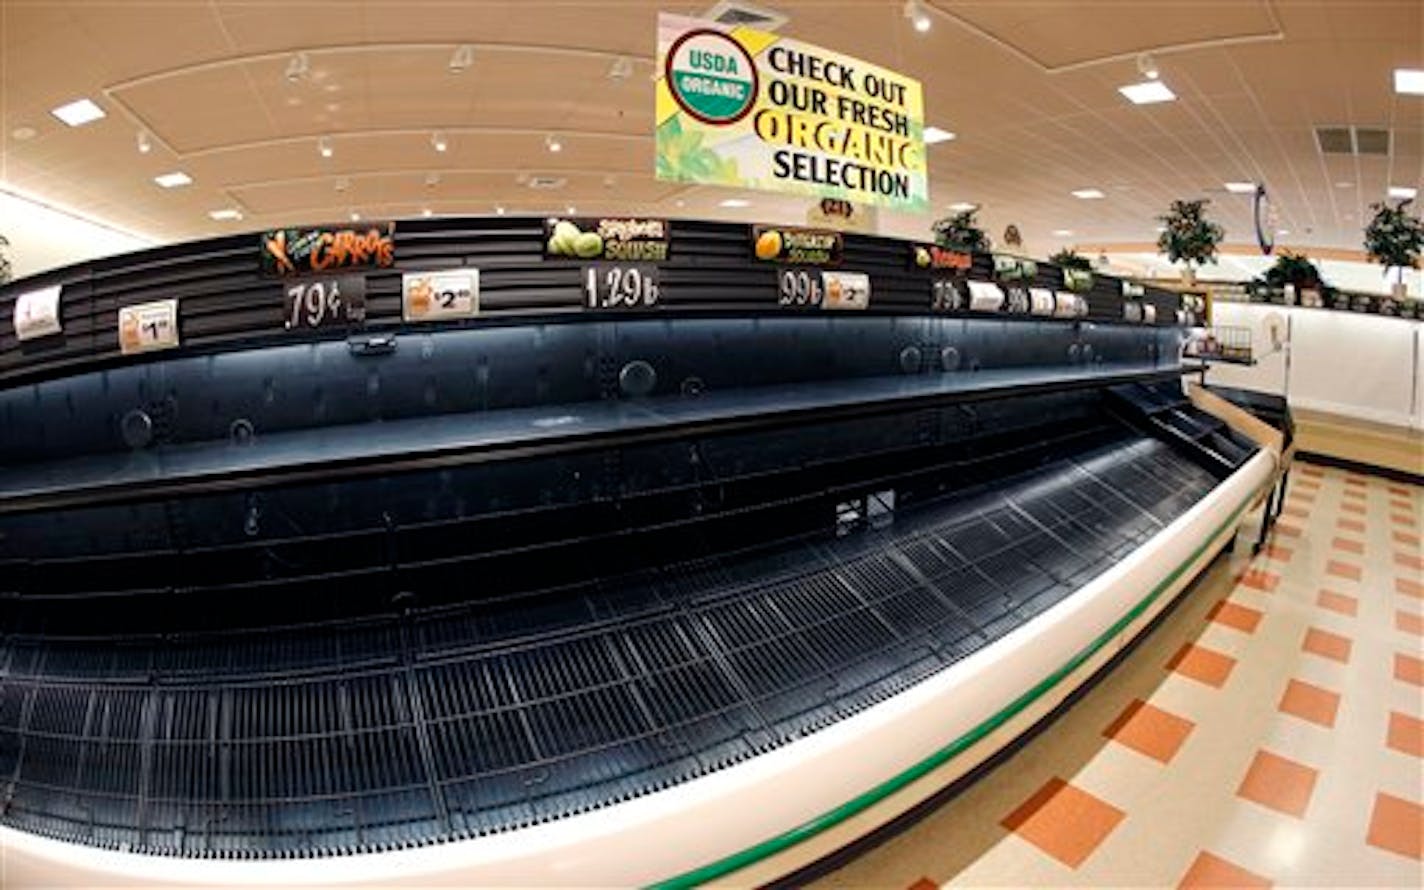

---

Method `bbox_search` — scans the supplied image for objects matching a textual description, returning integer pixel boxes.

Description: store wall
[1209,301,1421,430]
[0,189,154,281]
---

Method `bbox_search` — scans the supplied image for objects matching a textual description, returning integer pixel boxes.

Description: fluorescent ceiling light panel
[1395,68,1424,95]
[924,126,956,144]
[154,172,192,188]
[208,209,242,221]
[1224,181,1257,193]
[1389,186,1418,200]
[1072,188,1105,199]
[947,202,977,212]
[51,98,106,127]
[719,198,751,208]
[1117,81,1176,105]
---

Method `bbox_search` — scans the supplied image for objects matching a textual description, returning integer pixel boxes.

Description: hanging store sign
[1253,185,1276,256]
[260,223,395,277]
[752,225,843,264]
[402,270,479,322]
[544,217,670,262]
[118,298,179,355]
[654,13,928,211]
[910,243,972,272]
[12,284,63,341]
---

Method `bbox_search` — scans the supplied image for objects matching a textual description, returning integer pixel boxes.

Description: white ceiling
[0,0,1420,258]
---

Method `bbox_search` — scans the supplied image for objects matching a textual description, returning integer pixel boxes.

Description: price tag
[13,284,63,341]
[583,263,659,310]
[284,274,367,330]
[118,298,180,355]
[402,270,479,322]
[821,271,871,311]
[932,278,964,311]
[776,268,823,308]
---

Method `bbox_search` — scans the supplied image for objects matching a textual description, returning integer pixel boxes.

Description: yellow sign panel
[655,13,929,212]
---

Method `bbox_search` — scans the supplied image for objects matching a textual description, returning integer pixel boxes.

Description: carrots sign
[260,223,396,276]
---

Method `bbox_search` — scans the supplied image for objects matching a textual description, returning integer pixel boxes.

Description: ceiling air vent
[526,176,567,190]
[702,1,788,30]
[1353,128,1390,156]
[1315,126,1391,156]
[1314,127,1353,155]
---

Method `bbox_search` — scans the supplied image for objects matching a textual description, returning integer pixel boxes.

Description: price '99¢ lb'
[584,263,659,310]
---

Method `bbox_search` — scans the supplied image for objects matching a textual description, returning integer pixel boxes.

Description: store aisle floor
[815,461,1423,889]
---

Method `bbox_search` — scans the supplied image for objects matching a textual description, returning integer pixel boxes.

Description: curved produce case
[0,217,1278,886]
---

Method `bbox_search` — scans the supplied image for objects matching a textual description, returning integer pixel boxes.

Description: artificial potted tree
[1156,199,1224,285]
[931,208,991,253]
[1364,198,1423,301]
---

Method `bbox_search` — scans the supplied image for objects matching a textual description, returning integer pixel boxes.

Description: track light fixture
[545,134,562,153]
[431,131,448,153]
[318,135,333,158]
[1138,53,1160,80]
[608,57,634,81]
[903,0,931,32]
[448,44,475,74]
[285,51,310,84]
[136,130,152,154]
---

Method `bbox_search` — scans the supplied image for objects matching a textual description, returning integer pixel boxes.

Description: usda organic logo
[665,29,758,124]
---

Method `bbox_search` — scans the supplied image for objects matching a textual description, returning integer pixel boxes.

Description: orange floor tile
[1338,517,1366,533]
[1176,851,1273,889]
[1236,750,1319,818]
[1367,793,1424,861]
[1397,610,1424,636]
[1315,589,1358,617]
[1397,578,1423,599]
[1393,531,1421,548]
[1394,653,1424,686]
[1301,627,1353,663]
[1238,569,1279,593]
[1102,699,1195,764]
[1394,552,1424,571]
[1000,777,1125,868]
[1278,679,1340,728]
[1331,536,1365,554]
[1274,522,1302,538]
[1385,712,1422,758]
[1207,600,1264,634]
[1167,642,1237,688]
[1325,559,1363,581]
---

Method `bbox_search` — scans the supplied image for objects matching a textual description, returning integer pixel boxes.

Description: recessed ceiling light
[1335,180,1354,188]
[1072,188,1105,199]
[425,172,441,188]
[448,45,475,74]
[431,131,448,153]
[153,172,192,188]
[1118,81,1176,105]
[1052,229,1074,237]
[209,208,243,221]
[284,52,310,84]
[675,199,686,208]
[719,198,751,208]
[51,98,106,127]
[334,176,350,192]
[495,205,506,215]
[1276,229,1290,236]
[136,130,152,154]
[1224,181,1257,193]
[1390,186,1418,200]
[947,201,977,212]
[546,134,562,153]
[11,126,37,141]
[924,126,956,144]
[422,208,433,218]
[567,205,577,215]
[350,211,361,222]
[318,135,333,158]
[1395,68,1424,95]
